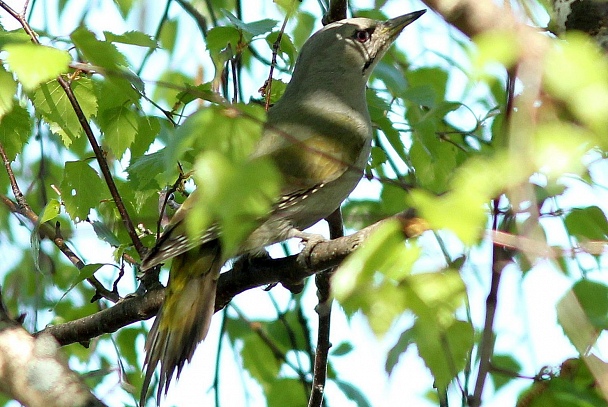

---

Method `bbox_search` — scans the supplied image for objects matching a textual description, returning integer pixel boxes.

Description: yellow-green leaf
[5,43,70,91]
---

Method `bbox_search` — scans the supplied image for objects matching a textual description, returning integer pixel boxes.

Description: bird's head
[293,10,426,83]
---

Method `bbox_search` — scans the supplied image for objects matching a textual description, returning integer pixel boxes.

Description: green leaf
[266,31,296,67]
[571,280,608,330]
[166,103,265,164]
[241,331,282,385]
[334,379,372,407]
[0,30,31,48]
[333,220,421,335]
[5,44,70,90]
[557,287,602,354]
[159,18,178,52]
[60,161,105,222]
[385,328,414,375]
[223,10,278,38]
[409,152,532,245]
[74,263,104,285]
[266,378,307,407]
[31,78,97,146]
[206,26,242,54]
[71,26,128,69]
[0,104,31,161]
[104,30,158,48]
[191,152,282,256]
[39,199,61,223]
[413,319,474,391]
[331,342,354,356]
[404,67,449,108]
[471,30,520,80]
[113,0,135,18]
[565,206,608,242]
[0,66,17,119]
[127,149,166,190]
[490,354,522,392]
[130,114,161,159]
[98,105,138,159]
[153,70,192,106]
[91,221,121,247]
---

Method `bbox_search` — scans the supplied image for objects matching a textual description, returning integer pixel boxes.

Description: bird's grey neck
[281,76,369,114]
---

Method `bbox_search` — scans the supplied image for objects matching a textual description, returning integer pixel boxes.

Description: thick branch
[39,211,419,346]
[0,293,106,407]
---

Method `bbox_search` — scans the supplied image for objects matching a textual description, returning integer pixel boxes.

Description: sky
[1,0,607,406]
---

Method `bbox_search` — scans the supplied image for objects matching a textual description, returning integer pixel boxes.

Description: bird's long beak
[383,10,426,40]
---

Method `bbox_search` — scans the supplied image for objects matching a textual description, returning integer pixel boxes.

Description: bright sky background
[2,0,608,406]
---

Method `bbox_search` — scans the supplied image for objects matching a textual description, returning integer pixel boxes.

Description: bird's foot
[289,230,327,268]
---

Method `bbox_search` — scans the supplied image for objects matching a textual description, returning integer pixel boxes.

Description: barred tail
[140,243,221,405]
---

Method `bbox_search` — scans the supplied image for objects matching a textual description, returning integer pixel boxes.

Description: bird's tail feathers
[140,245,221,405]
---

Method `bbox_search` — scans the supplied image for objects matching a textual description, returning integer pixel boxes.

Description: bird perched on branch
[140,10,425,404]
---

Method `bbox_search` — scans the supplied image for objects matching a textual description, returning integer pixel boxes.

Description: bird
[139,9,426,404]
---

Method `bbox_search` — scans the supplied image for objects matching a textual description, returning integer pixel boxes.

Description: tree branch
[39,210,420,346]
[0,292,107,407]
[323,0,348,25]
[308,208,343,407]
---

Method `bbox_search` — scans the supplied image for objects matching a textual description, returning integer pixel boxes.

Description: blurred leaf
[104,30,158,48]
[191,151,281,256]
[159,18,178,52]
[490,354,522,392]
[565,206,608,242]
[543,32,608,133]
[470,30,520,80]
[331,342,354,356]
[571,280,608,330]
[0,65,17,119]
[266,378,307,407]
[333,220,421,335]
[413,318,473,391]
[385,328,414,375]
[223,10,278,38]
[5,44,70,91]
[334,379,372,407]
[113,0,135,18]
[410,153,532,245]
[557,288,601,354]
[241,330,282,384]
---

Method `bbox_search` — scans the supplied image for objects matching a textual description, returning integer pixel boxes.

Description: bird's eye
[355,30,370,43]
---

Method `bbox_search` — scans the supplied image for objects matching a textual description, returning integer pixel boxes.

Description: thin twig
[308,208,343,407]
[264,11,291,111]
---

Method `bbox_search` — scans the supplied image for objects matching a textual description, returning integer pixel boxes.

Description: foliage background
[0,0,607,406]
